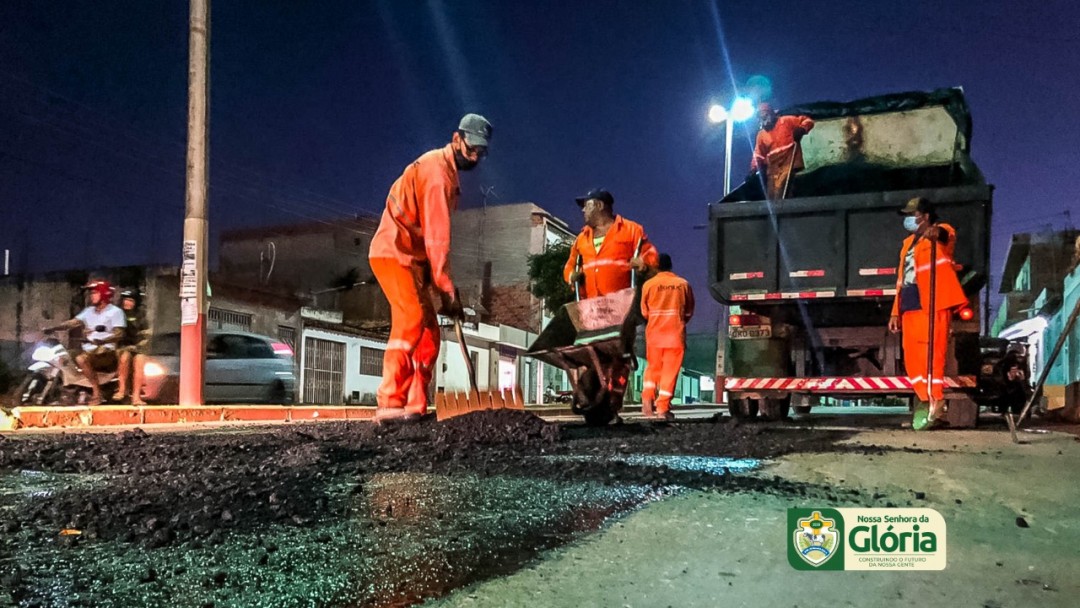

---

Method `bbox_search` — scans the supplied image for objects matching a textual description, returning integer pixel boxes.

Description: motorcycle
[11,332,119,406]
[975,338,1032,415]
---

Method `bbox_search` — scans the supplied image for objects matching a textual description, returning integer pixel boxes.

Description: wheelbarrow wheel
[582,402,617,426]
[575,369,616,426]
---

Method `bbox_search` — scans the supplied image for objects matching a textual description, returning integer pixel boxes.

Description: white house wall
[300,327,384,404]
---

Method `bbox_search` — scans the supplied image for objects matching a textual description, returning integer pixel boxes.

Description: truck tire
[761,397,791,421]
[728,397,759,420]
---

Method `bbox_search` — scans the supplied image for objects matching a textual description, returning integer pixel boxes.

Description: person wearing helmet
[44,280,127,404]
[115,289,151,404]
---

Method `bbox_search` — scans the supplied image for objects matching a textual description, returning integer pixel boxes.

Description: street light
[708,96,756,195]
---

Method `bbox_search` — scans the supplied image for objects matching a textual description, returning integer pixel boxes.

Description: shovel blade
[435,386,526,421]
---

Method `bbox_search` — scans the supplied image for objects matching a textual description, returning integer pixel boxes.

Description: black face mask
[453,147,478,171]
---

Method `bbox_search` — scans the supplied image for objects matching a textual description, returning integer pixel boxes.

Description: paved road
[429,416,1080,608]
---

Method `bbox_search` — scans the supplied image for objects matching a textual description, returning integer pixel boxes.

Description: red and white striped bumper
[725,376,977,393]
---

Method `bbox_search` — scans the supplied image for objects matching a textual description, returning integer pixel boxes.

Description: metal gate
[303,337,346,404]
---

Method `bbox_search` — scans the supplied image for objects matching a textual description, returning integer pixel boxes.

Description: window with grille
[303,337,346,404]
[359,346,384,376]
[208,307,252,331]
[278,325,296,349]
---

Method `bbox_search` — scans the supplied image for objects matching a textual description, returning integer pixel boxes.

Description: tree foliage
[527,242,574,315]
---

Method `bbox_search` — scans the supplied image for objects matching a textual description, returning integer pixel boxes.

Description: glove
[569,270,584,285]
[630,257,646,272]
[439,290,465,320]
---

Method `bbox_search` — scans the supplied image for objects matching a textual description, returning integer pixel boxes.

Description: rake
[435,317,525,421]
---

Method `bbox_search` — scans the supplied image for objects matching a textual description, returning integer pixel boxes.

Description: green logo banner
[788,508,946,571]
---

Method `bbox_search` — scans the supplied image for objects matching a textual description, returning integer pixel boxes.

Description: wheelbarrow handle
[574,254,583,302]
[630,238,643,289]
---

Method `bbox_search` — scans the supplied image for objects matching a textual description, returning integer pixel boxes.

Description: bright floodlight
[731,97,756,122]
[708,104,728,124]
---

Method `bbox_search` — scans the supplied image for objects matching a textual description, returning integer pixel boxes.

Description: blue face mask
[903,216,919,233]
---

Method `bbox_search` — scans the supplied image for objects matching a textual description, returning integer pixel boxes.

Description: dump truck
[707,88,1020,421]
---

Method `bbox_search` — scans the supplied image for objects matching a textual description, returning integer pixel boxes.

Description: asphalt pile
[0,412,860,551]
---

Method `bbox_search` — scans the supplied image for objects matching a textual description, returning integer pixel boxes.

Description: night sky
[2,0,1078,330]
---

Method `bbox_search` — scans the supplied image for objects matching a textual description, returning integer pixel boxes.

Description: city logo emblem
[788,507,946,571]
[793,511,839,567]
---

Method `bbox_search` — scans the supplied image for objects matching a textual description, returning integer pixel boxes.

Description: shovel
[435,314,525,421]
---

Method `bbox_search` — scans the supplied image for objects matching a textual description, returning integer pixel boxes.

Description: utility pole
[179,0,210,406]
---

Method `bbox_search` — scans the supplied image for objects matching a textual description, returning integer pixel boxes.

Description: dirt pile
[0,416,858,550]
[432,409,560,446]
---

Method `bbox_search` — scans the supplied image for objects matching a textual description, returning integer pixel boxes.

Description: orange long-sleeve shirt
[641,271,695,348]
[563,215,659,299]
[890,223,967,316]
[751,115,815,172]
[369,144,460,295]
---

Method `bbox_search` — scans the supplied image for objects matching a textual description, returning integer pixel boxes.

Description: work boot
[374,407,410,423]
[653,410,675,423]
[641,399,654,419]
[928,400,949,428]
[404,404,428,417]
[912,400,931,431]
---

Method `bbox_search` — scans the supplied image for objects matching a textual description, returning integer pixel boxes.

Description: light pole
[708,97,756,195]
[707,96,755,406]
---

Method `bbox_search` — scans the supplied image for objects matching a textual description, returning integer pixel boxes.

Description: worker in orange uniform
[563,188,659,416]
[750,102,814,200]
[563,188,659,299]
[888,197,967,428]
[368,113,492,422]
[640,253,694,421]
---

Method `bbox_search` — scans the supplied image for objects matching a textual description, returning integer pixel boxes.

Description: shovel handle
[453,317,478,392]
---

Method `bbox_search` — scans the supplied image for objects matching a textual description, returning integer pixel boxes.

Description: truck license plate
[730,325,772,340]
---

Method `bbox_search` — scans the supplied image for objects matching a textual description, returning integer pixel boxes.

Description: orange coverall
[369,144,460,412]
[891,223,967,402]
[562,215,659,299]
[751,115,815,200]
[640,271,695,414]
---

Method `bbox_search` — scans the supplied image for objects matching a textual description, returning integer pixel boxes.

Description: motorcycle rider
[114,289,151,405]
[43,280,126,404]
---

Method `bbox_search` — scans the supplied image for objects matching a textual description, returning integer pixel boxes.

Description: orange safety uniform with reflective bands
[640,271,694,414]
[891,223,967,402]
[750,115,815,173]
[562,215,659,299]
[369,144,460,411]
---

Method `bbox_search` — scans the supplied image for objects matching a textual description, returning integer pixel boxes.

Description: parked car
[142,331,296,404]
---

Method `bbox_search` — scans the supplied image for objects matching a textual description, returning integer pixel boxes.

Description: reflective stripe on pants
[901,309,950,402]
[371,258,441,410]
[642,344,685,413]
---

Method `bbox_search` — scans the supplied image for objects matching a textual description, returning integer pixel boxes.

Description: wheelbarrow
[526,287,641,426]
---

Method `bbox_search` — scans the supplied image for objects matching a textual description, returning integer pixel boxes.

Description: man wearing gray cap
[369,113,492,422]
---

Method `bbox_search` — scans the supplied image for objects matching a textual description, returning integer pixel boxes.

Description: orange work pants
[642,345,685,413]
[370,258,441,411]
[901,309,951,402]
